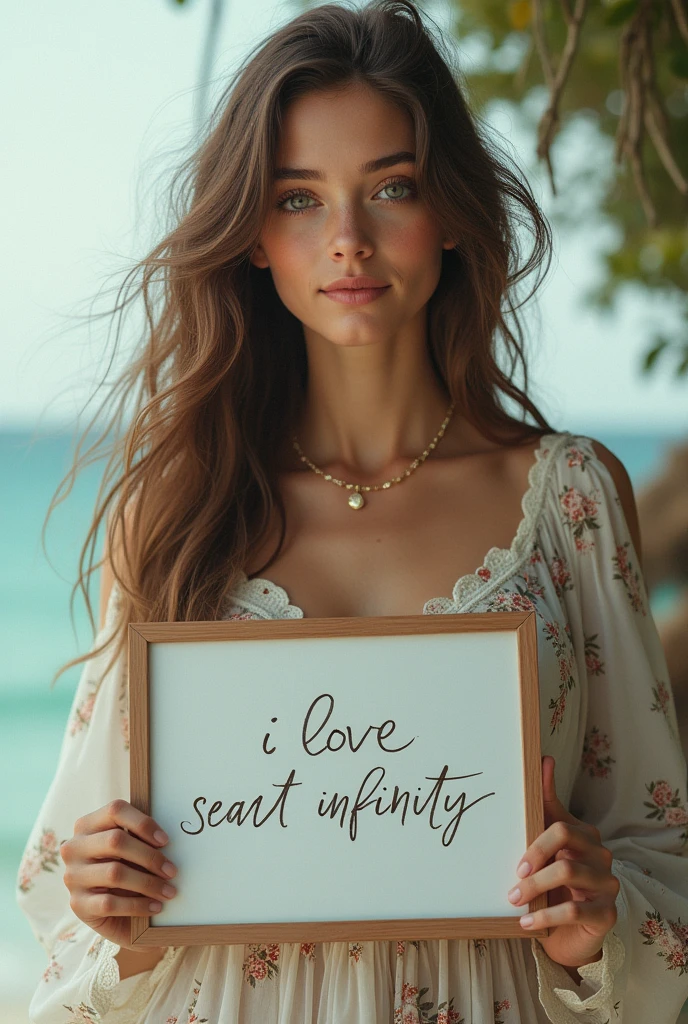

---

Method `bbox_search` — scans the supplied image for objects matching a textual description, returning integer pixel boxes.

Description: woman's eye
[276,179,416,215]
[279,193,317,213]
[376,182,412,201]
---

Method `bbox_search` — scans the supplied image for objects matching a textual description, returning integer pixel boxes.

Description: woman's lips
[320,286,391,305]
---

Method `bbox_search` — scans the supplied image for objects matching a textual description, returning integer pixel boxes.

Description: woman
[17,1,688,1021]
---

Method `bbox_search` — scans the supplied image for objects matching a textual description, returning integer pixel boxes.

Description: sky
[3,0,687,435]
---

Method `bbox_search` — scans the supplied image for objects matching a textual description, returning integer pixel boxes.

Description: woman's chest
[244,454,534,618]
[246,530,506,617]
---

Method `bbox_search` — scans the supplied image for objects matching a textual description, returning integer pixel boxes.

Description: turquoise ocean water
[1,426,685,1008]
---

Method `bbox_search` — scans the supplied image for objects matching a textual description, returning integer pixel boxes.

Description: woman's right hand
[60,798,178,950]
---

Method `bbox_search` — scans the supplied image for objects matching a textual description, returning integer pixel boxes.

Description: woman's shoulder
[546,432,643,566]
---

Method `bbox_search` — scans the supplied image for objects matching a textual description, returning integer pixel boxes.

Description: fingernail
[162,884,176,898]
[149,900,162,912]
[520,914,534,927]
[507,887,521,904]
[161,861,176,878]
[154,830,169,845]
[517,861,532,878]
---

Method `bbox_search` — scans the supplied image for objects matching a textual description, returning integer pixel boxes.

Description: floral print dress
[16,432,688,1024]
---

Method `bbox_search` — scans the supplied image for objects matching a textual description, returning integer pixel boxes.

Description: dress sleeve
[15,581,175,1023]
[530,434,688,1024]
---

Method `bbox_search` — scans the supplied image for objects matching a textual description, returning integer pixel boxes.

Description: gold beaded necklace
[291,401,456,510]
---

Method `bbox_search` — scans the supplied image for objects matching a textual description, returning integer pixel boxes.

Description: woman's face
[251,81,455,350]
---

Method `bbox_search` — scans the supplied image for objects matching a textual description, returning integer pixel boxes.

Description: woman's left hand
[507,755,620,969]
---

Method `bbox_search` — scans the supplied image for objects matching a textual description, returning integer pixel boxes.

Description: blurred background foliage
[450,0,688,377]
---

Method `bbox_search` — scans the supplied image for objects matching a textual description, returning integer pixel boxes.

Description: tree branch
[532,0,555,90]
[645,103,688,193]
[612,0,682,227]
[670,0,688,45]
[534,0,588,194]
[529,0,687,222]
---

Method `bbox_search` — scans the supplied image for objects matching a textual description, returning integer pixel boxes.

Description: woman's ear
[250,243,270,269]
[442,238,457,250]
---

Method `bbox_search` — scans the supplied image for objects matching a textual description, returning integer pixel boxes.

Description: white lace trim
[223,431,573,620]
[225,571,305,620]
[530,929,625,1024]
[431,430,572,613]
[88,939,121,1017]
[530,860,628,1023]
[88,938,181,1020]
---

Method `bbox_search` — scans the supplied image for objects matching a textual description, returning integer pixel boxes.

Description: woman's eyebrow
[273,150,416,181]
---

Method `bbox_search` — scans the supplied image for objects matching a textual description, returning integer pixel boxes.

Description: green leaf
[676,349,688,376]
[603,0,638,26]
[669,49,688,80]
[642,338,669,372]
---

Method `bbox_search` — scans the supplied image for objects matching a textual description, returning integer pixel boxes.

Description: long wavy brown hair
[47,0,554,686]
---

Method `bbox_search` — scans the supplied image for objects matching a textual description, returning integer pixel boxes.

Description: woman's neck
[293,333,453,480]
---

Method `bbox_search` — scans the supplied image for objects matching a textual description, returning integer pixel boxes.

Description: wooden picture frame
[129,612,547,947]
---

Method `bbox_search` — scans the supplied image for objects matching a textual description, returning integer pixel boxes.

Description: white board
[143,627,533,930]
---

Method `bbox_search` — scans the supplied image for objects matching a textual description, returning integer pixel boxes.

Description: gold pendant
[348,490,365,510]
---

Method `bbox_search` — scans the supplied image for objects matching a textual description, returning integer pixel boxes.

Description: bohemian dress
[16,431,688,1024]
